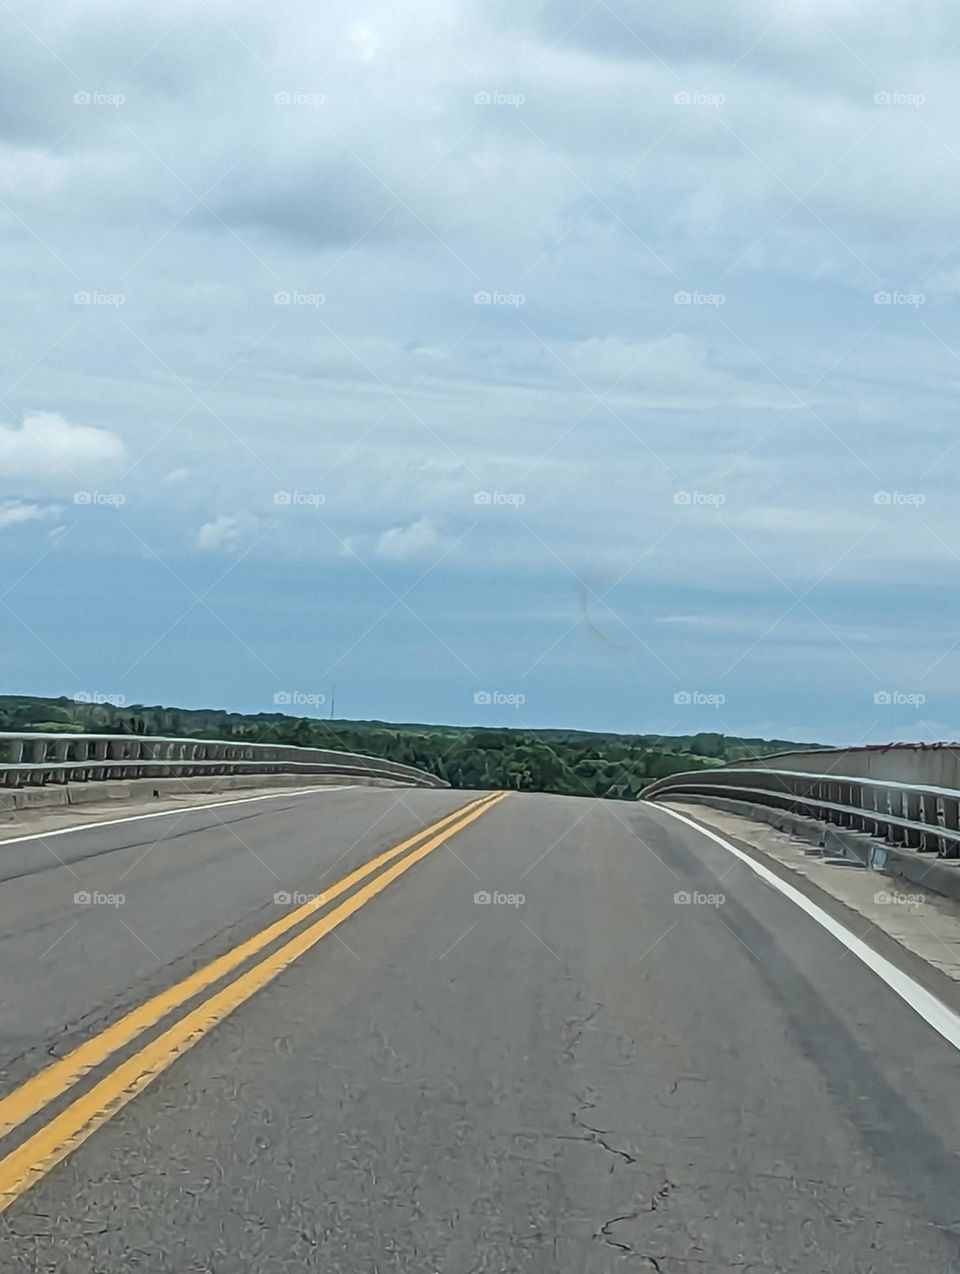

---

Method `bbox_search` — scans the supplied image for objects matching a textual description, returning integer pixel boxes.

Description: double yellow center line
[0,789,506,1212]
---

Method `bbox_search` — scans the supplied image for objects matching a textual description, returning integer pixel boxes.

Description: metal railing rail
[641,765,960,858]
[0,732,446,789]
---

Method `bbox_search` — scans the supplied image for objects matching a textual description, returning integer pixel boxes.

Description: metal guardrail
[0,732,446,789]
[642,765,960,858]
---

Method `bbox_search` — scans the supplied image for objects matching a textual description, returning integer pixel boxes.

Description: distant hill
[0,695,821,800]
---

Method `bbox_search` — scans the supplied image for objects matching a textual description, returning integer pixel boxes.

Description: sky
[0,0,958,745]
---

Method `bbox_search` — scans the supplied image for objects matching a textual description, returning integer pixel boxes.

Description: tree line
[0,696,815,801]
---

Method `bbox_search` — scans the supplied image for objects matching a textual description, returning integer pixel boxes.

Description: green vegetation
[0,695,820,801]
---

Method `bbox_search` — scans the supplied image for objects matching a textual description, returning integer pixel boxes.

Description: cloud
[346,21,380,62]
[0,500,59,529]
[196,515,247,552]
[0,411,125,487]
[560,334,796,409]
[373,517,443,561]
[531,0,948,88]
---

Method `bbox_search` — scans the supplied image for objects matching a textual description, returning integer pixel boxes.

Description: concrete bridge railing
[0,732,447,790]
[729,743,960,790]
[641,744,960,859]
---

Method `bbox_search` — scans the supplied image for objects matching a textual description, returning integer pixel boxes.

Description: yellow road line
[0,789,507,1212]
[0,791,499,1142]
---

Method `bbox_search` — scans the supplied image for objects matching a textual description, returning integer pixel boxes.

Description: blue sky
[1,0,958,745]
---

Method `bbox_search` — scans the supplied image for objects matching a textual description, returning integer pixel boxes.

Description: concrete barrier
[668,794,960,906]
[734,743,960,790]
[0,771,437,824]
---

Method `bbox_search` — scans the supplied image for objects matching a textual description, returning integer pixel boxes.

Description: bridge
[1,734,959,1270]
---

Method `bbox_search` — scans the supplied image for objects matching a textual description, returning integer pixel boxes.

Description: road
[0,784,959,1272]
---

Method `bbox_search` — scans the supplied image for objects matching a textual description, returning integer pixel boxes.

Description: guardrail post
[50,736,71,784]
[864,783,881,836]
[2,737,25,787]
[945,797,960,859]
[916,793,930,852]
[884,788,897,845]
[94,738,109,781]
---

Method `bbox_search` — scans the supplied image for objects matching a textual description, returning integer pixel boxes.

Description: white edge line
[654,804,960,1053]
[0,785,357,848]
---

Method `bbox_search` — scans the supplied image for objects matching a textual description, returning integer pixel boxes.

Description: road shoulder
[657,798,960,1015]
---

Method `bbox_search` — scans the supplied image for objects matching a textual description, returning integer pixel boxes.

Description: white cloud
[373,517,442,561]
[0,500,59,529]
[0,411,124,488]
[346,21,379,62]
[197,515,246,552]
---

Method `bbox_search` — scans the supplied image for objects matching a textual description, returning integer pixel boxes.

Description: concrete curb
[0,772,414,821]
[661,794,960,906]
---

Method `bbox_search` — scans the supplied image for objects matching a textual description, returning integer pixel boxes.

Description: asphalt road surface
[0,784,959,1272]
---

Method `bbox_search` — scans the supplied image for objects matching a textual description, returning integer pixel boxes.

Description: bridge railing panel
[0,732,446,790]
[641,765,960,858]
